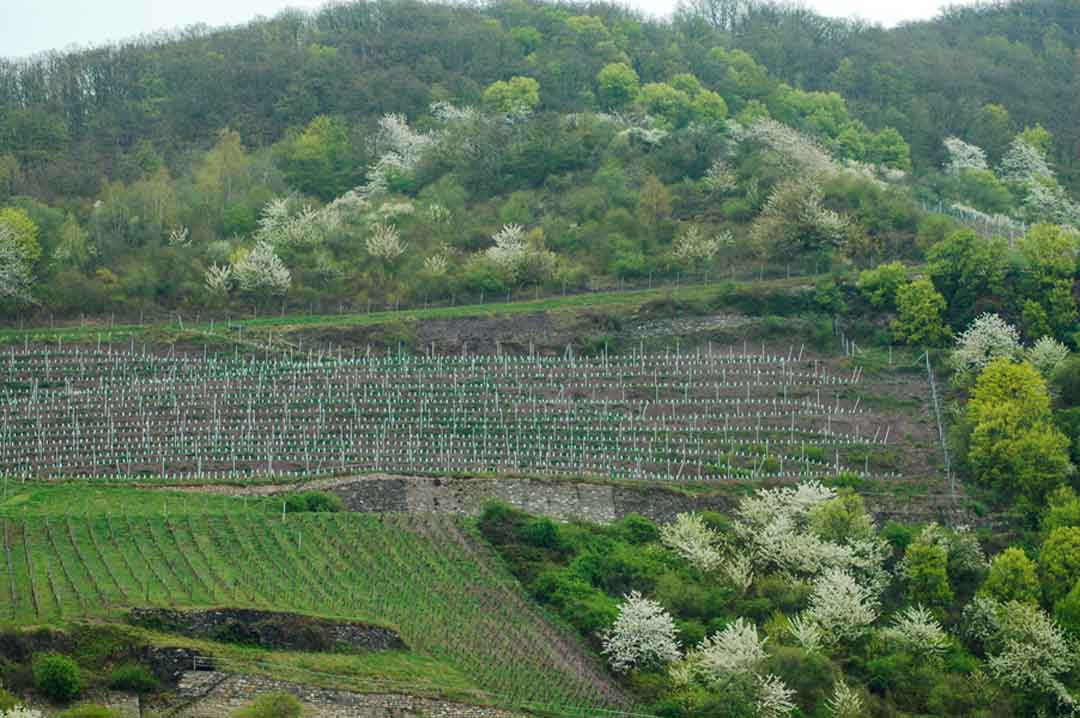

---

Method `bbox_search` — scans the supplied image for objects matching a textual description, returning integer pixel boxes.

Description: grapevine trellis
[0,345,899,482]
[0,509,627,710]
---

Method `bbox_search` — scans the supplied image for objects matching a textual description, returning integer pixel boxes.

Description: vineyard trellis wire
[0,345,903,483]
[0,507,630,711]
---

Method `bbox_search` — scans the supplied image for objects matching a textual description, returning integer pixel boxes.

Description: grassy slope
[0,484,624,711]
[0,276,822,346]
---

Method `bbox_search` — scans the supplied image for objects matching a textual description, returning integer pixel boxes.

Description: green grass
[0,487,624,711]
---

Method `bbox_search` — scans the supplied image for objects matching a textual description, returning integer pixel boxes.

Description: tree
[600,591,681,672]
[882,605,950,661]
[950,314,1021,376]
[926,230,1008,325]
[750,180,853,262]
[892,279,950,347]
[901,542,953,615]
[273,115,359,200]
[483,77,541,115]
[0,207,41,265]
[660,512,723,571]
[985,600,1076,708]
[982,547,1040,605]
[233,242,291,301]
[856,261,907,309]
[1027,337,1069,379]
[966,359,1072,504]
[637,83,692,129]
[596,63,639,109]
[1040,527,1080,604]
[0,226,33,303]
[800,569,879,648]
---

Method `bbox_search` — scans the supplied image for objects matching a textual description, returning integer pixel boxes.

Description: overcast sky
[1,0,947,60]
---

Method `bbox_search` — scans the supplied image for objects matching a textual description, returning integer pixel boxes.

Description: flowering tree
[485,224,555,284]
[751,180,854,262]
[601,591,681,672]
[756,673,797,718]
[795,569,879,649]
[704,158,738,195]
[660,512,724,571]
[673,225,725,270]
[984,600,1077,709]
[0,225,33,303]
[233,241,291,299]
[825,679,864,718]
[204,264,233,297]
[366,223,408,261]
[882,605,950,660]
[734,482,889,591]
[689,618,768,684]
[950,313,1022,376]
[943,137,989,175]
[361,114,436,197]
[1027,336,1069,378]
[255,196,324,246]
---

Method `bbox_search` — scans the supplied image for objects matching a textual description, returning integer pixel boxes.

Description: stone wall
[171,671,523,718]
[263,474,981,528]
[130,608,406,653]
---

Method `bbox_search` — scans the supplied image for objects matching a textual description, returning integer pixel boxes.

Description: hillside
[3,1,1080,717]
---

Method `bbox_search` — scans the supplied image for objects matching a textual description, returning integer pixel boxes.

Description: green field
[0,485,625,712]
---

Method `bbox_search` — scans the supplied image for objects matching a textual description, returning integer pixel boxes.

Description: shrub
[107,663,159,693]
[33,653,81,702]
[233,692,303,718]
[282,491,342,513]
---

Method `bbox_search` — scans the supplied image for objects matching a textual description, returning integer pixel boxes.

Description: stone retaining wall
[172,671,522,718]
[253,474,982,528]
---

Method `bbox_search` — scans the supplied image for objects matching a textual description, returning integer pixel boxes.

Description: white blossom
[882,605,950,660]
[987,600,1076,708]
[800,569,878,648]
[423,252,449,276]
[720,552,755,594]
[366,223,407,261]
[256,196,322,246]
[204,264,233,296]
[691,618,768,684]
[167,226,190,246]
[786,613,824,654]
[601,591,681,672]
[825,678,864,718]
[705,158,738,194]
[233,241,290,296]
[1000,138,1055,186]
[360,113,436,198]
[950,313,1022,375]
[735,118,840,179]
[673,225,723,268]
[756,673,797,718]
[1028,336,1070,377]
[660,512,724,572]
[0,225,33,303]
[486,224,527,270]
[943,137,989,175]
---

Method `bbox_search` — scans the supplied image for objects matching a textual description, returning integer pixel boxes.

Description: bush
[33,653,82,702]
[233,692,303,718]
[1054,579,1080,635]
[615,514,659,545]
[282,491,343,513]
[107,663,159,693]
[0,689,17,711]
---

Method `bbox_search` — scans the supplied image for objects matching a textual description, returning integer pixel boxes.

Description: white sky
[1,0,948,60]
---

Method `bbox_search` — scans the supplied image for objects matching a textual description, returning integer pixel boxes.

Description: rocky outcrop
[129,608,406,653]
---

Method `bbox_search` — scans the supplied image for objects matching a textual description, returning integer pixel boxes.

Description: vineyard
[0,345,926,483]
[0,486,625,711]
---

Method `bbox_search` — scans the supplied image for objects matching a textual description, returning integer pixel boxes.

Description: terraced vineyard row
[0,346,908,481]
[0,509,624,711]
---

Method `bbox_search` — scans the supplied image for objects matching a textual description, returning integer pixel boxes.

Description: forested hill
[1,0,1079,324]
